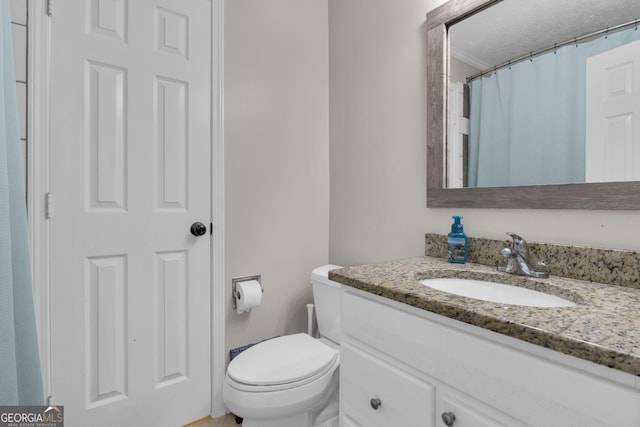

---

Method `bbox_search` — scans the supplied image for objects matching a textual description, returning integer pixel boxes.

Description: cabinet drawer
[438,389,530,427]
[340,342,436,427]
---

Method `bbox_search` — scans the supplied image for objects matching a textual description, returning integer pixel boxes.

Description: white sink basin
[420,278,576,307]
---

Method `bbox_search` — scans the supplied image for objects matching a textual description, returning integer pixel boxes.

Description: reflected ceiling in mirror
[450,0,638,71]
[447,0,640,189]
[426,0,640,209]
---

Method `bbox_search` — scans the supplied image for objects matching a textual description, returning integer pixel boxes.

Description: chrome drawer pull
[370,398,382,410]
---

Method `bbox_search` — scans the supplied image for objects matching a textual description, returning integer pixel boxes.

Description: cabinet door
[340,342,436,426]
[438,389,530,427]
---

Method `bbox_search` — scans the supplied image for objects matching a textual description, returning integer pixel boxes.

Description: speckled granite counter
[329,256,640,377]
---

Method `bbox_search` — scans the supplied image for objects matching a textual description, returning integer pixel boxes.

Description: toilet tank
[311,265,343,344]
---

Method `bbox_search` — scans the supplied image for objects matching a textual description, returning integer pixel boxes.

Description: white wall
[224,0,330,354]
[329,0,441,265]
[328,0,640,270]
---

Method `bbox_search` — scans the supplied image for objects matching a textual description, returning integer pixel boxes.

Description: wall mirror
[427,0,640,209]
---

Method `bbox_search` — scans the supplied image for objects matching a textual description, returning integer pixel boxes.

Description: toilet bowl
[223,265,342,427]
[223,334,339,427]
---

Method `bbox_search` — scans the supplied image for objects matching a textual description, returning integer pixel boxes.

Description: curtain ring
[529,52,533,62]
[554,43,557,54]
[508,60,511,70]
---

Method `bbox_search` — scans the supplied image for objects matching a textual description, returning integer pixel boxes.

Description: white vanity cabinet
[339,287,640,427]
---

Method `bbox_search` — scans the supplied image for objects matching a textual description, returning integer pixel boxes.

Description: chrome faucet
[497,232,549,278]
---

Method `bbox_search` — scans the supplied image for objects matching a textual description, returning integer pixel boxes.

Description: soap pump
[447,215,467,264]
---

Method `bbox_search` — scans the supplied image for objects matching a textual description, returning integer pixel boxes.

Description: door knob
[190,222,207,236]
[441,412,456,426]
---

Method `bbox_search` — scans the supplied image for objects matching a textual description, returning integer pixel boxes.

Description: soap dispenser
[447,215,467,264]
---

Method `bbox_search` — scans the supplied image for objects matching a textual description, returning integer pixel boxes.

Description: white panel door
[49,1,212,426]
[586,39,640,182]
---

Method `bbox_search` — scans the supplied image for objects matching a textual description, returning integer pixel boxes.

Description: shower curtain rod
[465,18,639,83]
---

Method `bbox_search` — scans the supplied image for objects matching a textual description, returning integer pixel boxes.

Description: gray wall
[224,0,330,354]
[328,0,640,271]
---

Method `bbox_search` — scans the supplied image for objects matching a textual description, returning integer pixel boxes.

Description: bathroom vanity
[330,257,640,427]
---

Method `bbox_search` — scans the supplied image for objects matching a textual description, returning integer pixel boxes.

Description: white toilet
[223,265,343,427]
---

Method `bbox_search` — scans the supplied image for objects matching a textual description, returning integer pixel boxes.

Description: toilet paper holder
[232,275,263,310]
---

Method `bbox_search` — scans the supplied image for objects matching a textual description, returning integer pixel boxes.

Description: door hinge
[46,0,53,16]
[45,193,54,219]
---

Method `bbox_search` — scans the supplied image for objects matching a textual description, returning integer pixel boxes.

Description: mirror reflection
[448,0,640,189]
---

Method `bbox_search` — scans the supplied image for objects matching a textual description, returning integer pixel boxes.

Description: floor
[190,414,240,427]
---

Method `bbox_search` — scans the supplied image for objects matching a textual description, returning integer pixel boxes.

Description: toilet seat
[226,333,339,392]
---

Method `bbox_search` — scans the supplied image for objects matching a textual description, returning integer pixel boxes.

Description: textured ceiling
[450,0,640,70]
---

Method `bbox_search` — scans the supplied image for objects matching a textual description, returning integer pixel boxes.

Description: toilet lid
[227,333,338,387]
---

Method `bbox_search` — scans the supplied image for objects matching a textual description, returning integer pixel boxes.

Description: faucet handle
[500,247,513,257]
[506,232,529,258]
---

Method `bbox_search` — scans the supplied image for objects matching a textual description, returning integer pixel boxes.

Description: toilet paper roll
[236,280,262,314]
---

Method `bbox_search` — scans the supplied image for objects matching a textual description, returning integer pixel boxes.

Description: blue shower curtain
[468,26,640,188]
[0,2,44,405]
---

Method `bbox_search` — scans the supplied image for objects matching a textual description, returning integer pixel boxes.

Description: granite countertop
[329,256,640,377]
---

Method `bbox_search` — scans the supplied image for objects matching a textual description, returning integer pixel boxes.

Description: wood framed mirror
[426,0,640,209]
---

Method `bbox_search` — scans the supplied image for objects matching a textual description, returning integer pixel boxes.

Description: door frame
[27,0,227,417]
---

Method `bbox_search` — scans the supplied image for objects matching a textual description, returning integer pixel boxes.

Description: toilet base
[233,379,339,427]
